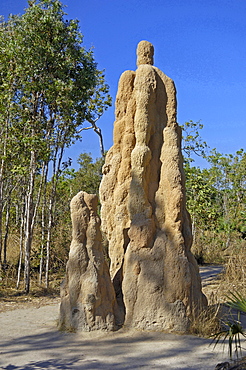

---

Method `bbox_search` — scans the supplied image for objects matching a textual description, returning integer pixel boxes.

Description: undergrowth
[190,301,221,338]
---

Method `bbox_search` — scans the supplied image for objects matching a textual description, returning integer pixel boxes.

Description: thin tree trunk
[45,198,52,289]
[0,189,3,267]
[39,162,48,284]
[39,202,45,284]
[225,234,231,250]
[3,200,10,268]
[45,146,64,288]
[16,202,25,289]
[94,125,105,157]
[0,112,10,269]
[192,217,196,245]
[24,154,47,292]
[79,119,105,157]
[39,207,45,284]
[24,150,36,293]
[0,157,5,268]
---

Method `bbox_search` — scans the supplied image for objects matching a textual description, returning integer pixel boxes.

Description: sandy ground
[0,266,237,370]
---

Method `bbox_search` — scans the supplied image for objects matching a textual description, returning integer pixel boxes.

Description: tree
[184,162,221,262]
[207,149,246,250]
[181,120,209,162]
[44,153,105,274]
[79,71,112,157]
[180,120,246,264]
[69,153,104,197]
[182,124,246,262]
[0,0,111,292]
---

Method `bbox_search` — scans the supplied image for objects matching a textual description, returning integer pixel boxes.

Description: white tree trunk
[24,150,36,293]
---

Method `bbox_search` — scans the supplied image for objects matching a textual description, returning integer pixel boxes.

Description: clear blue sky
[1,0,245,168]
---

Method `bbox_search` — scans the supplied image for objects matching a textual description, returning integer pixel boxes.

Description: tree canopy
[0,0,111,292]
[182,121,246,264]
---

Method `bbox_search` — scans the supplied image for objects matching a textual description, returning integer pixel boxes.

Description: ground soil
[0,265,244,370]
[0,291,60,313]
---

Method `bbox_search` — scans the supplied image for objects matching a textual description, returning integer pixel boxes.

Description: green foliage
[71,153,104,196]
[226,292,246,313]
[212,319,245,359]
[211,292,246,360]
[207,149,246,236]
[185,162,220,231]
[182,120,246,263]
[48,153,104,267]
[181,120,209,161]
[0,0,111,289]
[57,153,104,200]
[0,0,111,173]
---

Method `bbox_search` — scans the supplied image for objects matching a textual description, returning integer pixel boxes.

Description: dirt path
[0,266,230,370]
[199,265,224,287]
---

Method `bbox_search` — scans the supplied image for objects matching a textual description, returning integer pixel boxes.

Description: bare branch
[77,118,105,157]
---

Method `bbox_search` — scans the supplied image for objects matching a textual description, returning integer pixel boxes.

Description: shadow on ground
[0,266,234,370]
[0,326,226,370]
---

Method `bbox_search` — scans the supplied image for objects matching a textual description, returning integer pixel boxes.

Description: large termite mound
[59,191,121,332]
[99,40,207,332]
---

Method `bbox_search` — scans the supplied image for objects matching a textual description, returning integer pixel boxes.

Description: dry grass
[223,254,246,289]
[0,267,62,312]
[214,250,246,302]
[0,283,60,312]
[190,296,221,338]
[192,231,246,266]
[190,246,246,339]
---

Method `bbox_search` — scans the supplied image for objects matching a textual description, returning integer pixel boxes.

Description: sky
[1,0,246,168]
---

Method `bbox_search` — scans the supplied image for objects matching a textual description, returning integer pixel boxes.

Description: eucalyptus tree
[207,149,246,250]
[180,121,246,263]
[0,14,25,268]
[181,120,209,161]
[0,0,111,292]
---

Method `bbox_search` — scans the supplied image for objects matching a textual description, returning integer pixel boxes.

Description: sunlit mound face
[136,40,154,66]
